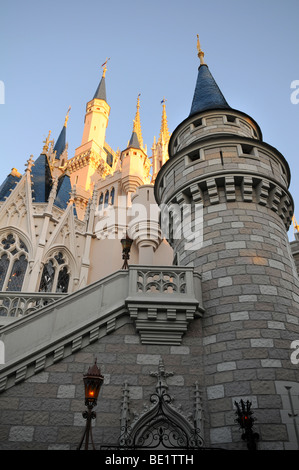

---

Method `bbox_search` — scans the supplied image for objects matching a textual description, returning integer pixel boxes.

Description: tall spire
[189,36,230,116]
[53,107,70,160]
[127,94,145,150]
[133,94,143,149]
[93,58,110,101]
[158,98,170,144]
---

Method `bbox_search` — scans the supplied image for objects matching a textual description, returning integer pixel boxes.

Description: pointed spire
[30,154,52,203]
[133,94,143,149]
[158,98,170,144]
[42,130,53,154]
[93,59,110,101]
[128,120,141,149]
[196,35,205,65]
[189,36,230,116]
[53,108,70,160]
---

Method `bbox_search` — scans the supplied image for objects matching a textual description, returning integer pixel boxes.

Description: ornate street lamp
[121,233,133,270]
[77,359,104,450]
[235,399,259,450]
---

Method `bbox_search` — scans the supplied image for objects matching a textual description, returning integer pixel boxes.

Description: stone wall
[0,320,204,450]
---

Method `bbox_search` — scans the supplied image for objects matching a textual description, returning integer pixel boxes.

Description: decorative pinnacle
[25,155,35,172]
[64,106,71,127]
[196,35,205,65]
[158,97,170,144]
[101,58,110,78]
[133,93,143,149]
[42,130,52,153]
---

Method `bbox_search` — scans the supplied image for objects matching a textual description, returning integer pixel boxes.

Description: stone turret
[154,39,299,450]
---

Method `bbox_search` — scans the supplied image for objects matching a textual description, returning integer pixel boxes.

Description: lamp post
[121,233,133,269]
[77,359,104,450]
[235,399,259,450]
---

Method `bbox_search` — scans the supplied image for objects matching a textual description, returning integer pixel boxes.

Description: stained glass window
[104,190,109,208]
[39,252,70,293]
[56,266,69,293]
[110,187,115,205]
[0,233,28,291]
[39,260,55,292]
[99,193,103,209]
[2,234,15,250]
[6,255,28,291]
[0,254,9,290]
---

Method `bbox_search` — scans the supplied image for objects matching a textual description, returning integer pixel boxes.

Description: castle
[0,39,299,451]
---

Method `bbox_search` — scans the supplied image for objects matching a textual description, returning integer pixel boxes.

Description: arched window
[104,190,109,208]
[98,193,103,210]
[39,252,70,293]
[0,233,28,291]
[39,260,55,292]
[110,187,115,205]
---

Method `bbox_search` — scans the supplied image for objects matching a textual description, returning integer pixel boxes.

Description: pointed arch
[122,392,203,450]
[38,246,77,293]
[98,193,103,210]
[110,187,115,205]
[0,230,30,292]
[104,190,109,208]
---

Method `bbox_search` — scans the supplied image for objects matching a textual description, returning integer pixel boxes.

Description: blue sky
[1,0,298,237]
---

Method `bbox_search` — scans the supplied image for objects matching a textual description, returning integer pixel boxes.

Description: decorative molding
[116,358,204,450]
[185,173,293,230]
[126,266,203,345]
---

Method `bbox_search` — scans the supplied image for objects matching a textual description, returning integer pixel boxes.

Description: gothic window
[104,190,109,208]
[0,233,29,291]
[6,255,28,291]
[110,187,115,205]
[39,252,70,293]
[0,254,9,290]
[99,193,103,210]
[56,266,69,293]
[39,260,55,292]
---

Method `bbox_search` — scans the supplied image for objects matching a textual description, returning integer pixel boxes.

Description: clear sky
[1,0,298,237]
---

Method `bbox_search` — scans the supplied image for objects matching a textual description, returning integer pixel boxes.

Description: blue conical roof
[189,64,230,116]
[54,173,72,210]
[93,76,107,101]
[31,154,52,203]
[53,124,67,160]
[128,131,141,149]
[0,171,21,201]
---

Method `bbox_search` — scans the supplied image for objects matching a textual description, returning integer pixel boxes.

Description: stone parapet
[0,265,203,393]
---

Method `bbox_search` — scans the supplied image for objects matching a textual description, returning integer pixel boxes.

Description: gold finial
[42,130,52,153]
[197,35,205,65]
[101,58,110,78]
[64,106,71,127]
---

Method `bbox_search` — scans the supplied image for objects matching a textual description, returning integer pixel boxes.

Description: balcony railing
[0,292,66,318]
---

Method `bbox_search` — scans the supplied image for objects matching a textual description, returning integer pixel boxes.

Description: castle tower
[121,95,151,204]
[68,60,113,214]
[154,39,299,449]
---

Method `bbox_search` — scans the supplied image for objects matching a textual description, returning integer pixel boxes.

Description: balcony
[0,266,203,392]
